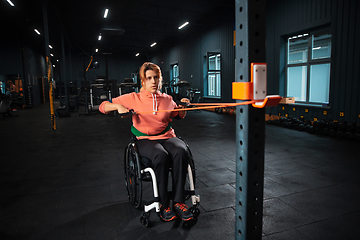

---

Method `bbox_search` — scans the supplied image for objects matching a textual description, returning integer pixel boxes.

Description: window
[171,64,179,94]
[206,52,221,98]
[0,81,5,94]
[286,30,331,105]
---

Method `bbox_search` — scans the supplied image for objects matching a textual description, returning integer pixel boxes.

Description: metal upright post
[61,30,69,110]
[235,0,266,239]
[43,0,56,130]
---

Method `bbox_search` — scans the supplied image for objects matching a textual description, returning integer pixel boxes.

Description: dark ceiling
[1,0,234,58]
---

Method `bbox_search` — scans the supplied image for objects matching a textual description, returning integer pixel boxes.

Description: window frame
[205,52,221,98]
[171,63,180,94]
[285,28,331,105]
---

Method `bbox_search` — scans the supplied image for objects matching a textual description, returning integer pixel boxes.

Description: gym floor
[1,103,360,240]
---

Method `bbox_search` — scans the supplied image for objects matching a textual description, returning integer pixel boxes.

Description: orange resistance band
[134,100,259,115]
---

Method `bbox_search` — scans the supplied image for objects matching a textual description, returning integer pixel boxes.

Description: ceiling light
[49,45,53,49]
[100,28,125,35]
[135,53,140,57]
[104,9,109,18]
[50,53,54,57]
[178,21,189,30]
[53,65,55,67]
[95,49,99,52]
[34,29,41,35]
[98,34,102,41]
[150,42,157,47]
[7,0,15,7]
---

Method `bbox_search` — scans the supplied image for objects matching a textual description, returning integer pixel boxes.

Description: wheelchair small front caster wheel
[140,215,150,227]
[189,207,200,217]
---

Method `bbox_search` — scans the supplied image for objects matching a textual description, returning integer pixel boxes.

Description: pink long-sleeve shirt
[99,90,183,140]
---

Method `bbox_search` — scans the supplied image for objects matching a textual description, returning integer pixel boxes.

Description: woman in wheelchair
[99,62,194,222]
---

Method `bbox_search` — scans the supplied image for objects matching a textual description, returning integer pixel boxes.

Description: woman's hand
[116,104,129,114]
[180,98,190,105]
[178,98,190,118]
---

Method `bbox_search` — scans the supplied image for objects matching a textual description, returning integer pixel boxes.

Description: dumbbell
[356,123,360,134]
[329,129,336,137]
[336,131,345,139]
[329,121,337,131]
[355,133,360,142]
[346,123,356,133]
[337,121,347,131]
[345,132,355,141]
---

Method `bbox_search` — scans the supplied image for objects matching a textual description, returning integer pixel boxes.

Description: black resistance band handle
[119,109,135,117]
[176,101,190,107]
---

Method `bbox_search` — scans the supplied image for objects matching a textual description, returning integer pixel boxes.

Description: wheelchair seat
[123,136,200,227]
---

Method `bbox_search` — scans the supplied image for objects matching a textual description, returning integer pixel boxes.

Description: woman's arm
[101,101,129,114]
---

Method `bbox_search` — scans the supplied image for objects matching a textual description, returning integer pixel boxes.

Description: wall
[150,18,235,104]
[266,0,360,123]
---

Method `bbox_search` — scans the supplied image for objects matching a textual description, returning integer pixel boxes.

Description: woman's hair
[139,62,162,91]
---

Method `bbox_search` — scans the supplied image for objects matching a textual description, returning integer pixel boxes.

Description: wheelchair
[124,136,201,227]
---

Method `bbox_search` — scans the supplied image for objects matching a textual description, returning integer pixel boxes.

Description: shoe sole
[173,212,194,221]
[160,215,177,222]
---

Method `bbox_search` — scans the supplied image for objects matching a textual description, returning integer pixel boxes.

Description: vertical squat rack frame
[234,0,267,239]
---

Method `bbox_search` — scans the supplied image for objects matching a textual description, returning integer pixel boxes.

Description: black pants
[136,137,189,208]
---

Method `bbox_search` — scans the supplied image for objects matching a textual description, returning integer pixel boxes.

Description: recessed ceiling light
[178,22,189,30]
[95,49,99,52]
[135,53,140,57]
[150,42,157,47]
[49,45,53,49]
[34,29,41,35]
[104,9,109,18]
[7,0,15,7]
[98,34,102,41]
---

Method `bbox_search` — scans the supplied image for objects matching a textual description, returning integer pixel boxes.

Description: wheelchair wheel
[124,142,142,209]
[179,138,196,201]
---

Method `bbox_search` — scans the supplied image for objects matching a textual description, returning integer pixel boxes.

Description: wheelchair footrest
[191,195,200,206]
[144,201,160,213]
[141,172,152,181]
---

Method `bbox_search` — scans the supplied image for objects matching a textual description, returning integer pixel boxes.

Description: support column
[43,0,56,130]
[235,0,266,239]
[61,30,69,110]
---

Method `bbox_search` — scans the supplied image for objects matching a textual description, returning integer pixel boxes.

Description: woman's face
[143,70,160,93]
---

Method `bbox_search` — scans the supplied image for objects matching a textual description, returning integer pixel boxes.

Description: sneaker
[173,203,193,221]
[160,206,177,222]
